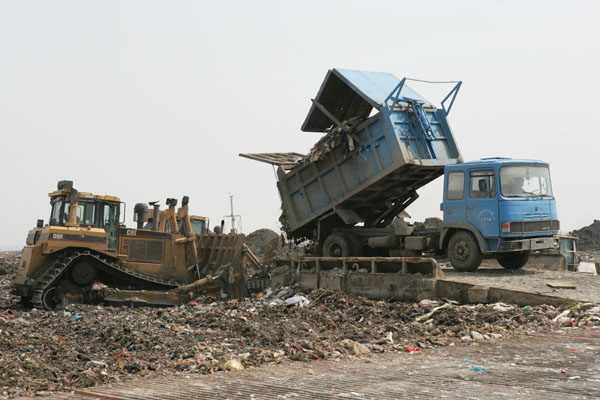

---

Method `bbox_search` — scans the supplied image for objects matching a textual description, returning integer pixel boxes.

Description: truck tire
[347,234,364,257]
[448,231,482,272]
[497,251,530,270]
[322,233,352,257]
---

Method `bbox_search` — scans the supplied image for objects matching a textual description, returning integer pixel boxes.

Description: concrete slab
[441,264,600,305]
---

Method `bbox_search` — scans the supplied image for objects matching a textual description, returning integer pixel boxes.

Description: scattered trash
[415,303,450,322]
[223,359,244,372]
[0,251,599,397]
[492,303,514,312]
[469,366,487,371]
[418,299,439,307]
[353,342,371,356]
[284,295,310,307]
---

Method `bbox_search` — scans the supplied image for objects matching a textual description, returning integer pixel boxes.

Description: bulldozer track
[30,250,179,309]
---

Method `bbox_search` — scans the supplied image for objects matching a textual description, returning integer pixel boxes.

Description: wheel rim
[329,243,343,257]
[454,240,471,262]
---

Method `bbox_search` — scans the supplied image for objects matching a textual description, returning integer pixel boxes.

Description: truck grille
[510,220,559,233]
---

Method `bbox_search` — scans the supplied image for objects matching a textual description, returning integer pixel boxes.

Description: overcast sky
[1,0,598,249]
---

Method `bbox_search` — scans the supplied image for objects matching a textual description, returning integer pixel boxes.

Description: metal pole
[229,193,235,231]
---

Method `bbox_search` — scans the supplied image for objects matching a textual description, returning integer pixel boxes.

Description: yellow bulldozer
[13,180,260,309]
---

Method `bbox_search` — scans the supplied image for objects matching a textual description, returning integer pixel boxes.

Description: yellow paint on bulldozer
[13,180,256,308]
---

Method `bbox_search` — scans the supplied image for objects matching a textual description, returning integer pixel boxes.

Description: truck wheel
[347,234,363,257]
[448,231,482,271]
[497,251,530,270]
[70,261,98,286]
[322,233,352,257]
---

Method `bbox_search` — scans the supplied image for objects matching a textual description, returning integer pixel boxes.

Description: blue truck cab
[441,157,559,271]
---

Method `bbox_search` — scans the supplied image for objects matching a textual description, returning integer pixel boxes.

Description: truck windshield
[500,165,553,198]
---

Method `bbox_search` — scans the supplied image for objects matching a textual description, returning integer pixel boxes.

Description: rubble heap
[572,220,600,251]
[245,229,280,261]
[1,252,599,398]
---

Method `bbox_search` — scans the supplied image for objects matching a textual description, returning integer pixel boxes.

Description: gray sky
[1,0,598,249]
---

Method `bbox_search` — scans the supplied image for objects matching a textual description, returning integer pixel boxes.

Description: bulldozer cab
[48,189,121,253]
[186,216,209,235]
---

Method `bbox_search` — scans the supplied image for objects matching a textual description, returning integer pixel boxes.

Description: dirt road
[63,326,600,400]
[441,263,600,304]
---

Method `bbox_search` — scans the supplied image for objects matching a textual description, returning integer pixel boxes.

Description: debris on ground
[1,251,599,398]
[0,252,19,276]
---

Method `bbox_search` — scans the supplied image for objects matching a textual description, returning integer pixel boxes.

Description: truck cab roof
[447,158,549,171]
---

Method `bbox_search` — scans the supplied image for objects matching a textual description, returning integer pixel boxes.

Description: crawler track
[30,250,179,309]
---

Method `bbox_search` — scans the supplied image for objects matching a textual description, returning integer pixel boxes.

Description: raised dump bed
[243,69,463,239]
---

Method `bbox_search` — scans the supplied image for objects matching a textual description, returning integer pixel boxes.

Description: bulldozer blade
[526,253,567,271]
[99,288,188,307]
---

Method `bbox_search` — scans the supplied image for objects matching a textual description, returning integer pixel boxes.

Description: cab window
[80,202,96,226]
[50,197,65,225]
[470,170,495,199]
[191,219,207,234]
[446,172,465,200]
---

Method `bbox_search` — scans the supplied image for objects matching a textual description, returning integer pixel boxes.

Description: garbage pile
[303,117,364,164]
[579,250,600,263]
[572,220,600,251]
[0,252,19,276]
[1,251,599,398]
[0,253,20,309]
[245,229,279,261]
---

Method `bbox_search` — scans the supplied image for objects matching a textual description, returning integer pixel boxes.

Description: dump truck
[242,68,560,271]
[12,180,257,309]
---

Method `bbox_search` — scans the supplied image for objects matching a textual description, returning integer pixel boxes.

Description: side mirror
[37,219,44,228]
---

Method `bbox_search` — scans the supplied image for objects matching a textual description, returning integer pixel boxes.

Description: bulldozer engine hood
[36,226,109,254]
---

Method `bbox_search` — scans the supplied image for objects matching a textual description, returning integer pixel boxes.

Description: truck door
[443,171,466,223]
[466,170,499,238]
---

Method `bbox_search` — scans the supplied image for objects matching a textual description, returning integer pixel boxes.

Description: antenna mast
[224,193,242,233]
